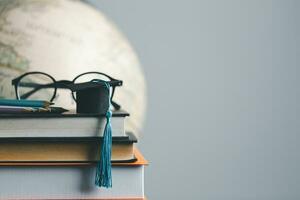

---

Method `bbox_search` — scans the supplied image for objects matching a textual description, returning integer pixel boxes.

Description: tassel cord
[95,81,113,188]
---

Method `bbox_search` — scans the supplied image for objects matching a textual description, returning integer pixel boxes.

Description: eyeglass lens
[17,73,56,102]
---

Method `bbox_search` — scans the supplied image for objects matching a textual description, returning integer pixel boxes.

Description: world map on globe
[0,0,147,134]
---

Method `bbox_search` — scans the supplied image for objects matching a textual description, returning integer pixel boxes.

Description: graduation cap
[70,81,110,114]
[70,80,122,188]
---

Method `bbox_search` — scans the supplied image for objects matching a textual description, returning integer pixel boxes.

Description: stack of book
[0,110,147,200]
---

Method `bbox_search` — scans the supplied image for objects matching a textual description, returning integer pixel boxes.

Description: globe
[0,0,147,134]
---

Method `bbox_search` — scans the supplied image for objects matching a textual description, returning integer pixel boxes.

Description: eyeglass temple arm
[111,100,121,110]
[18,81,73,99]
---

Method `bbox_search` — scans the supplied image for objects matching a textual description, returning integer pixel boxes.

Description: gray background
[85,0,300,199]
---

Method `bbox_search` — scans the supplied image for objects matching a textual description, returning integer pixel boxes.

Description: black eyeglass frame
[11,71,123,110]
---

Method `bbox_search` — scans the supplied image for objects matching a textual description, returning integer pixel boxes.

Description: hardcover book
[0,132,137,163]
[0,148,147,200]
[0,110,129,137]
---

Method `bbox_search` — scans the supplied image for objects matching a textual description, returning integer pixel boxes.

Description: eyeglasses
[11,71,123,110]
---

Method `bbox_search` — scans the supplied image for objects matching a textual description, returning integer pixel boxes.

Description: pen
[0,99,53,108]
[0,105,35,113]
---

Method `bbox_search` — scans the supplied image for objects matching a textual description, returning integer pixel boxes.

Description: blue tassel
[95,82,112,188]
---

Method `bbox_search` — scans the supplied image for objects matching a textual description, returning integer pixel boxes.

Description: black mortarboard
[69,82,110,114]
